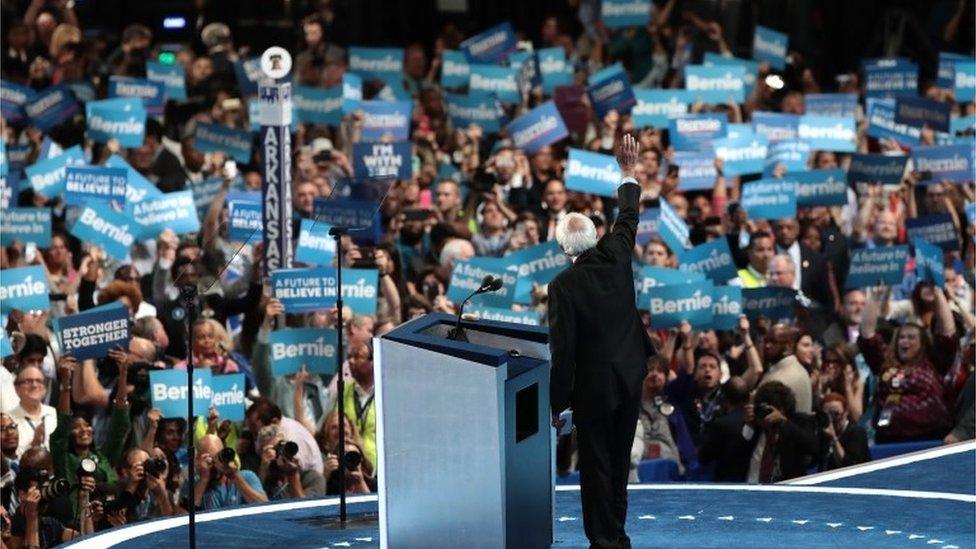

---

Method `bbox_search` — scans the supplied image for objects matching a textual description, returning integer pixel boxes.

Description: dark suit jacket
[698,407,752,482]
[548,181,654,419]
[798,244,831,307]
[745,413,819,482]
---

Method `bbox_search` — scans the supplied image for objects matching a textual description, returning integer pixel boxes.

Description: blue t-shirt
[182,470,266,510]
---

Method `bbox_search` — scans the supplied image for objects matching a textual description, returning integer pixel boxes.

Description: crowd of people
[0,0,974,546]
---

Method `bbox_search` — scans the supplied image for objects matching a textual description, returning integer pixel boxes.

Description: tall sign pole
[259,47,294,276]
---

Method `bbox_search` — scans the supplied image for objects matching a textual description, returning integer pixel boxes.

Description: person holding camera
[324,438,375,495]
[744,381,819,483]
[818,393,870,471]
[183,434,266,511]
[7,469,86,549]
[103,447,174,524]
[333,342,377,469]
[256,425,325,500]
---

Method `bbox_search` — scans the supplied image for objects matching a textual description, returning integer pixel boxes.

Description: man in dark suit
[548,135,654,548]
[772,218,833,308]
[698,377,753,482]
[744,381,819,483]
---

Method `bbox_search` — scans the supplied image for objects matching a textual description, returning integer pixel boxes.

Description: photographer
[324,438,375,496]
[8,470,86,549]
[744,381,819,483]
[818,394,870,471]
[104,447,174,523]
[184,434,266,511]
[256,425,325,500]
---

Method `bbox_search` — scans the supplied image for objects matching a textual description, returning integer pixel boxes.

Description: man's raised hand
[616,133,640,179]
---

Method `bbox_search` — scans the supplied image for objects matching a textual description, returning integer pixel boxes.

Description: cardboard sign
[792,169,849,207]
[447,93,504,133]
[149,369,213,419]
[847,153,907,186]
[647,281,715,329]
[565,148,621,197]
[461,22,517,64]
[845,246,910,288]
[295,218,336,266]
[587,70,637,117]
[506,101,569,153]
[57,303,130,360]
[601,0,652,28]
[269,328,339,376]
[65,166,127,206]
[130,190,200,238]
[108,76,164,115]
[441,50,471,88]
[0,208,51,247]
[803,93,858,118]
[271,267,340,312]
[905,214,959,252]
[684,65,746,104]
[210,374,246,421]
[0,265,50,314]
[469,64,520,104]
[797,115,856,152]
[632,89,691,128]
[194,123,253,165]
[671,150,717,191]
[447,257,518,309]
[911,145,973,183]
[25,145,85,197]
[913,238,945,287]
[359,100,412,142]
[341,268,380,315]
[713,134,768,176]
[70,205,138,261]
[228,200,263,243]
[352,141,413,180]
[669,113,728,151]
[895,96,951,132]
[710,286,744,330]
[678,238,738,283]
[742,287,796,322]
[740,178,797,220]
[146,61,187,101]
[25,85,78,130]
[86,97,147,148]
[752,25,788,70]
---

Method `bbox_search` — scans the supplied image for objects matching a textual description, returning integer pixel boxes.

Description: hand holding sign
[56,355,76,384]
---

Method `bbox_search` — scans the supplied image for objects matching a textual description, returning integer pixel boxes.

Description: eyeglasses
[1,424,18,432]
[16,378,45,386]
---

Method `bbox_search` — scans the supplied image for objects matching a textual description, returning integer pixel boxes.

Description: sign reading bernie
[269,327,339,376]
[57,303,130,360]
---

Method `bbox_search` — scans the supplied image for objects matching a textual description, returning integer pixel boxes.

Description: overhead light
[163,16,186,29]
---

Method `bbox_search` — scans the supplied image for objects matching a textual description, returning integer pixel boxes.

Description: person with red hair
[818,393,870,471]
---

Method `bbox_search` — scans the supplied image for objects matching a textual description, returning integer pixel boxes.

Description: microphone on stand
[449,275,504,341]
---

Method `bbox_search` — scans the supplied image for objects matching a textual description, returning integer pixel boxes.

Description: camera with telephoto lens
[342,450,363,471]
[15,470,69,500]
[143,457,167,477]
[755,403,774,421]
[217,447,237,464]
[275,441,299,460]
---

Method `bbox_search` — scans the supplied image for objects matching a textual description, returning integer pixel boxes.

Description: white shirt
[8,403,57,458]
[0,368,18,413]
[783,241,802,291]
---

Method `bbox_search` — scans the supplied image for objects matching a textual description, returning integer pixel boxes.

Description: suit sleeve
[605,179,641,261]
[548,280,576,415]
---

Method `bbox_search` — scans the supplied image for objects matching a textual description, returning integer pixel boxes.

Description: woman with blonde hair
[174,319,239,374]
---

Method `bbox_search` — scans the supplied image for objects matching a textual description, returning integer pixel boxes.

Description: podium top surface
[380,313,549,367]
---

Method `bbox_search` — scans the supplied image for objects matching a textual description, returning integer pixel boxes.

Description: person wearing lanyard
[9,364,57,459]
[337,342,376,469]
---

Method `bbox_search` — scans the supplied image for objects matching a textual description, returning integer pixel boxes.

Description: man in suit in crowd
[548,134,654,549]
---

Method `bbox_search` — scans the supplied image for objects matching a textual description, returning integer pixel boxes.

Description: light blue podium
[376,313,553,548]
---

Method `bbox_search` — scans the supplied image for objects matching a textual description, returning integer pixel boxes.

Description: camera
[342,450,363,471]
[470,166,497,193]
[15,470,69,500]
[755,403,773,421]
[275,441,299,461]
[218,447,237,464]
[143,457,167,477]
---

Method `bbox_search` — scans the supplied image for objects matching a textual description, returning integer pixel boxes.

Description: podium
[375,313,553,549]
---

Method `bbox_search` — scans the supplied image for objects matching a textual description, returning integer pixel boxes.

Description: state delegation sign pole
[260,79,294,276]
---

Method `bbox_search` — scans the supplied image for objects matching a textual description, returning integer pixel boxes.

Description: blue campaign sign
[446,93,504,133]
[0,208,51,246]
[702,54,760,96]
[937,52,966,88]
[146,61,187,101]
[1,80,34,126]
[912,145,973,183]
[950,115,976,134]
[895,96,951,132]
[677,238,738,283]
[149,369,213,419]
[228,201,263,242]
[906,214,959,252]
[669,113,728,151]
[57,303,130,360]
[0,265,50,314]
[190,176,224,219]
[65,166,127,206]
[70,205,137,260]
[66,82,95,103]
[803,94,858,118]
[269,328,339,376]
[0,333,13,359]
[864,61,918,98]
[272,267,339,313]
[647,280,715,329]
[466,305,542,326]
[25,145,85,197]
[7,143,31,175]
[234,57,263,96]
[752,26,788,70]
[710,286,743,331]
[106,154,163,205]
[359,100,412,142]
[847,153,907,185]
[658,200,691,253]
[846,246,910,288]
[538,47,573,94]
[565,148,621,197]
[508,240,570,303]
[342,73,363,114]
[293,85,344,125]
[954,57,976,102]
[353,142,412,180]
[601,0,651,28]
[752,112,799,143]
[636,208,659,246]
[468,64,520,104]
[632,89,691,128]
[587,71,636,117]
[461,22,517,64]
[589,63,625,85]
[1,173,19,209]
[312,197,380,243]
[210,374,246,421]
[741,178,797,220]
[792,169,848,207]
[913,238,945,287]
[24,85,78,130]
[866,98,921,146]
[131,190,200,238]
[742,287,796,322]
[712,134,768,176]
[448,257,518,309]
[797,115,856,152]
[506,101,569,153]
[342,268,380,315]
[684,65,746,104]
[671,150,716,191]
[295,218,336,266]
[86,98,147,148]
[635,267,705,308]
[108,76,164,116]
[194,123,253,165]
[441,50,471,88]
[348,47,404,84]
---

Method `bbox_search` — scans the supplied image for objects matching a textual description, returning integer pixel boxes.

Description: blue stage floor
[65,442,976,549]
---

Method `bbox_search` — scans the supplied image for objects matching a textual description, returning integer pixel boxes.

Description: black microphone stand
[329,226,348,524]
[180,284,198,549]
[449,277,494,342]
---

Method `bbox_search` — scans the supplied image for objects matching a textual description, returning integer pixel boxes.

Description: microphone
[449,275,503,341]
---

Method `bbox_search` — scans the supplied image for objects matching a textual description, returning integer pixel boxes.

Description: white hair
[439,238,475,267]
[555,213,597,257]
